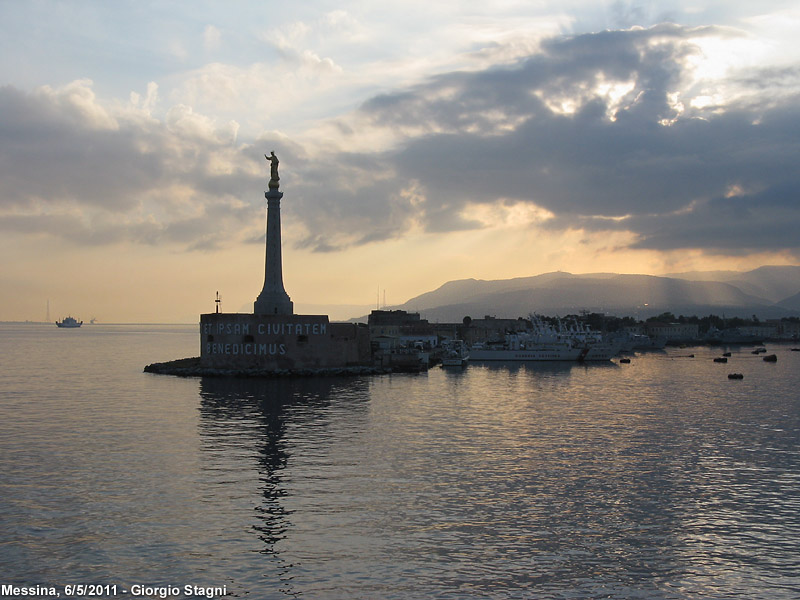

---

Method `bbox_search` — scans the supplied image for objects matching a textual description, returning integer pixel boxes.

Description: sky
[2,1,800,322]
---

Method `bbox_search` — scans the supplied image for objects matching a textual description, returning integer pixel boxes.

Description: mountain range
[370,266,800,323]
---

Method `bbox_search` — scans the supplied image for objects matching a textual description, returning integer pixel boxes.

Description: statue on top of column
[265,151,279,188]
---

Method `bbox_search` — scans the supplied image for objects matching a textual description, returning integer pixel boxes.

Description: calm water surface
[1,323,799,599]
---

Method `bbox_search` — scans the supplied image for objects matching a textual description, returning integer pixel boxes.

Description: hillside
[663,265,800,303]
[776,290,800,311]
[371,267,800,322]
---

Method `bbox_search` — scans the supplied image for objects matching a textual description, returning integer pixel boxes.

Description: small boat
[56,316,83,328]
[728,373,744,379]
[713,357,728,363]
[763,354,777,362]
[441,340,469,368]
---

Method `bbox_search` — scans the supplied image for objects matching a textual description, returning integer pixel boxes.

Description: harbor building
[199,153,371,372]
[644,321,699,344]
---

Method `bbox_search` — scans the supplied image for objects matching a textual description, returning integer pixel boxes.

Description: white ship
[469,317,621,362]
[55,316,83,328]
[547,317,623,361]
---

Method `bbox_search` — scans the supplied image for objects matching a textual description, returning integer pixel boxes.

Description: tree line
[543,312,800,334]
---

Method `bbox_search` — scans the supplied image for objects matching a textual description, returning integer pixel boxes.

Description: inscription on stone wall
[202,319,328,356]
[206,342,287,356]
[202,321,327,336]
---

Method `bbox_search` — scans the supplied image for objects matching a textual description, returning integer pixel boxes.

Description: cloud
[2,23,800,262]
[0,80,268,250]
[321,23,800,256]
[0,82,158,211]
[624,181,800,252]
[203,25,222,53]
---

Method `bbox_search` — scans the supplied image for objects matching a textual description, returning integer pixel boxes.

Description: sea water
[1,323,799,599]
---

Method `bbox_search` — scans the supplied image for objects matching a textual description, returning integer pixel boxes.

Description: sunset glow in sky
[2,1,800,322]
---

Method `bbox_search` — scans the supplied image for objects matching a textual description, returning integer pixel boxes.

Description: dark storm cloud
[362,23,706,134]
[364,24,711,215]
[3,23,799,257]
[625,181,800,251]
[346,23,800,255]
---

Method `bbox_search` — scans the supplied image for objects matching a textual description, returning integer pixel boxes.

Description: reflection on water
[193,359,800,599]
[199,379,295,549]
[2,324,800,599]
[197,377,371,596]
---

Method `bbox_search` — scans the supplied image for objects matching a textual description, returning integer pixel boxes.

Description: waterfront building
[736,325,777,339]
[368,310,437,346]
[767,319,800,340]
[368,310,427,336]
[644,321,699,343]
[459,316,529,345]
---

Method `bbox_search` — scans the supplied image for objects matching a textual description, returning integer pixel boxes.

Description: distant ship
[469,317,622,363]
[56,316,83,328]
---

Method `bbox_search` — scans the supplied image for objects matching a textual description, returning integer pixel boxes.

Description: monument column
[254,152,293,315]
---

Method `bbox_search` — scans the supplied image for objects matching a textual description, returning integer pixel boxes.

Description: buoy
[722,352,731,357]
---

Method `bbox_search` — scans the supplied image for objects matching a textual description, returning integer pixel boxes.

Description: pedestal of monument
[254,186,293,315]
[199,313,370,370]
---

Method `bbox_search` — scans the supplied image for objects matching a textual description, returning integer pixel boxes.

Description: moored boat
[580,341,623,361]
[546,317,623,361]
[469,320,620,363]
[441,340,470,367]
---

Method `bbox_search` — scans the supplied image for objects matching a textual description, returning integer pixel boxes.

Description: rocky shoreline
[143,357,404,378]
